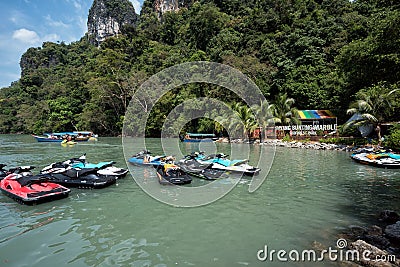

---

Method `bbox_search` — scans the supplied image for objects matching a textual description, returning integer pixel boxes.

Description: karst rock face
[87,0,138,46]
[153,0,186,14]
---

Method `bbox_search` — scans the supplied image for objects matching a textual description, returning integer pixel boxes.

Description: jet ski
[128,150,173,166]
[0,165,36,180]
[350,152,400,169]
[42,154,128,179]
[41,165,116,189]
[66,154,128,178]
[0,164,8,180]
[176,159,227,180]
[71,161,128,178]
[197,153,260,176]
[0,172,70,204]
[154,164,192,185]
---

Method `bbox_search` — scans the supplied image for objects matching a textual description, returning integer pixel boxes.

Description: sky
[0,0,143,88]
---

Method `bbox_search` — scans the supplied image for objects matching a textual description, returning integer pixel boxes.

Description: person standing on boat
[375,124,382,146]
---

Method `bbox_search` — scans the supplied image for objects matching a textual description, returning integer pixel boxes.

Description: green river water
[0,134,399,266]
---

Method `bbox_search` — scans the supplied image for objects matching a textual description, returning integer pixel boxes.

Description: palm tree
[215,103,257,140]
[252,99,274,142]
[267,93,300,138]
[230,103,258,139]
[345,85,399,142]
[269,93,300,126]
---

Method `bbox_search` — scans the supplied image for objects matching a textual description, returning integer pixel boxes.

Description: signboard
[274,124,337,136]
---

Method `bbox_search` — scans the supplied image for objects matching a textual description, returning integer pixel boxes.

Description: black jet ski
[0,164,8,180]
[41,165,116,189]
[154,164,192,185]
[176,159,227,180]
[0,165,35,180]
[42,154,128,179]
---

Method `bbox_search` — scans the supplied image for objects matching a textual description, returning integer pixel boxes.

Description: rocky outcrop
[385,222,400,242]
[154,0,184,13]
[153,0,192,17]
[349,240,397,267]
[338,210,400,266]
[87,0,138,46]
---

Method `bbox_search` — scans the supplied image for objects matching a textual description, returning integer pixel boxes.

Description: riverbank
[335,210,400,267]
[216,137,365,151]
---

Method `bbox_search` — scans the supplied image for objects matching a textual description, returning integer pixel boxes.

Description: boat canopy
[44,131,96,137]
[186,133,216,137]
[45,132,78,136]
[73,131,95,135]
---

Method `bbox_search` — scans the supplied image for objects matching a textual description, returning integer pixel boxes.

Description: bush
[282,134,291,142]
[383,124,400,150]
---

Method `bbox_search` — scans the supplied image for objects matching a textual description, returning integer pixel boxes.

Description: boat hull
[350,153,400,169]
[47,173,116,189]
[32,134,90,142]
[183,139,214,143]
[33,135,63,142]
[0,174,70,205]
[128,157,164,166]
[155,165,192,185]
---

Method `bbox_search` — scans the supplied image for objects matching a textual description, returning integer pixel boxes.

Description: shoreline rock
[339,210,400,266]
[216,137,357,151]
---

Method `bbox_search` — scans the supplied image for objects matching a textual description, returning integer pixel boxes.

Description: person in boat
[143,155,150,163]
[65,134,72,142]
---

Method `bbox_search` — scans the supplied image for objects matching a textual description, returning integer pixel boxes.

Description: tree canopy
[0,0,398,136]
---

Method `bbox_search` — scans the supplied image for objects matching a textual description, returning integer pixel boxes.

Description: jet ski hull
[47,173,116,189]
[0,174,70,204]
[155,165,192,185]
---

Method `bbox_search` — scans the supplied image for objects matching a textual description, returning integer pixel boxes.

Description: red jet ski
[0,172,70,205]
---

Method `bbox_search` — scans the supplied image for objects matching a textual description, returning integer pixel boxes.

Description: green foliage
[383,124,400,150]
[282,134,291,142]
[0,0,399,136]
[269,93,300,126]
[344,83,399,134]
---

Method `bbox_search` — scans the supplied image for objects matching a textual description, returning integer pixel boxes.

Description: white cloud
[12,28,40,44]
[72,0,82,10]
[44,14,69,28]
[65,0,82,11]
[43,33,61,42]
[9,10,27,25]
[129,0,142,14]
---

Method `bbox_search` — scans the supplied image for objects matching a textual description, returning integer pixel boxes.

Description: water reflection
[1,135,399,266]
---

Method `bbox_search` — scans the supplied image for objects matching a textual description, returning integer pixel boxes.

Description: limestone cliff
[154,0,186,14]
[148,0,193,17]
[87,0,138,46]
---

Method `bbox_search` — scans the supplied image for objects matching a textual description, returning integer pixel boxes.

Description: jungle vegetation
[0,0,398,137]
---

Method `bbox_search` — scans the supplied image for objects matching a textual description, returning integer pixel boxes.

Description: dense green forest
[0,0,399,137]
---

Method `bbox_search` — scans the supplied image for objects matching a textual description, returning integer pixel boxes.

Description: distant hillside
[0,0,399,136]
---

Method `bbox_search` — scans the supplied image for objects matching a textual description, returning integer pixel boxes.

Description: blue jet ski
[128,150,173,166]
[42,154,128,179]
[185,152,260,176]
